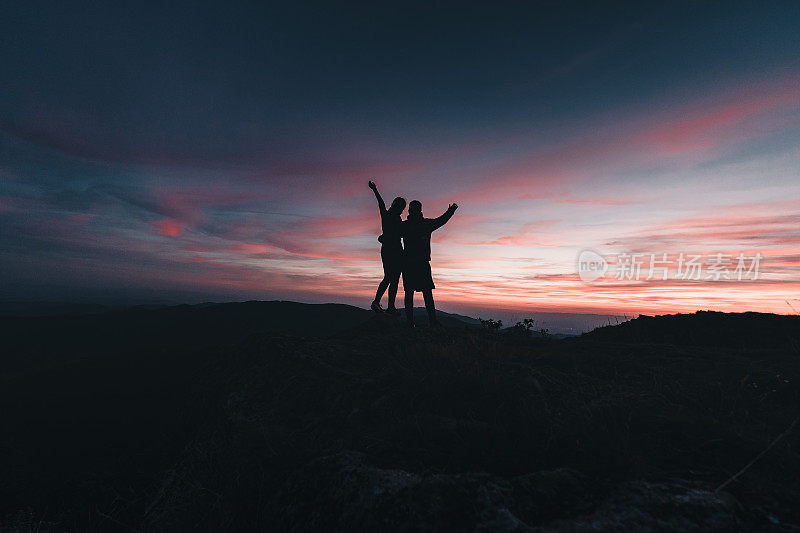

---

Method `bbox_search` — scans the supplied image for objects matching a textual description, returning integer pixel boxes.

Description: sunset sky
[1,1,799,317]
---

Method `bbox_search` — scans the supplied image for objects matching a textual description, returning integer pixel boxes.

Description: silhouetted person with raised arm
[401,199,458,327]
[368,180,406,315]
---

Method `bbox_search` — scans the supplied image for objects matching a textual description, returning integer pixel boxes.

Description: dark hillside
[1,305,798,531]
[0,301,478,375]
[584,310,800,350]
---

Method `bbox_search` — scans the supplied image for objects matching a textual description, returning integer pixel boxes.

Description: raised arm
[430,203,458,231]
[368,180,386,214]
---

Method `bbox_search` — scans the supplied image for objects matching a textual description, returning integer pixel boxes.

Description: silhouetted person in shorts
[369,180,406,315]
[401,199,458,327]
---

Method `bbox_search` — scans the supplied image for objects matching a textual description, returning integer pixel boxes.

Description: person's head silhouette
[408,200,422,219]
[389,197,406,215]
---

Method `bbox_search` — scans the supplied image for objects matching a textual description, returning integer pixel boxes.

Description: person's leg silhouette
[372,277,390,312]
[404,290,415,326]
[422,289,438,326]
[387,269,401,315]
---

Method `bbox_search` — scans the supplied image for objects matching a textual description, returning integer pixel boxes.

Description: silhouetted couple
[369,181,458,327]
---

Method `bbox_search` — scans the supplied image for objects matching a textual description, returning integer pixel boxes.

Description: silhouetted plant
[509,318,535,337]
[478,318,503,333]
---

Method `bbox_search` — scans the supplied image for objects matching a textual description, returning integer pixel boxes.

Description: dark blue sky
[4,1,797,164]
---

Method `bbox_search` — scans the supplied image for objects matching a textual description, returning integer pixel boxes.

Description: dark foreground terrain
[1,302,799,531]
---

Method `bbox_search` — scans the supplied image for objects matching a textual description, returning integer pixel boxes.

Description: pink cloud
[610,207,800,251]
[152,218,184,237]
[448,75,800,205]
[286,211,378,240]
[639,84,800,155]
[470,219,562,246]
[230,243,284,254]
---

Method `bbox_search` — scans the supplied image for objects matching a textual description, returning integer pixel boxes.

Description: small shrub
[509,318,535,337]
[478,318,503,333]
